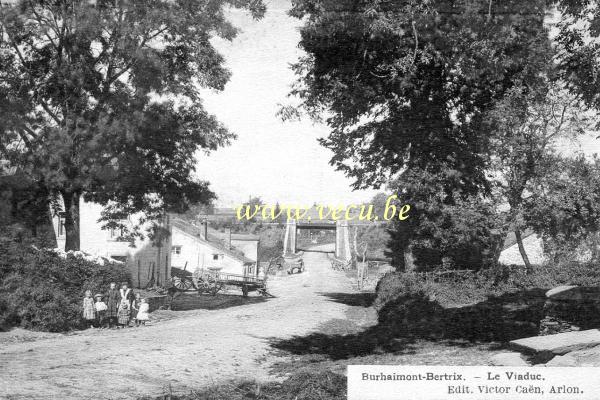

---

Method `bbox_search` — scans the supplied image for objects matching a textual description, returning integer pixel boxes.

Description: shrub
[373,272,427,310]
[258,240,284,263]
[0,237,130,332]
[375,261,600,311]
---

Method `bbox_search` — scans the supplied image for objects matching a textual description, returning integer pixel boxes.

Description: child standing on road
[105,282,120,328]
[82,290,95,328]
[130,293,140,326]
[94,294,107,328]
[136,298,149,326]
[117,300,130,328]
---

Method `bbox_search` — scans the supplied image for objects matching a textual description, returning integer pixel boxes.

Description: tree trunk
[515,229,532,271]
[491,225,511,266]
[591,232,600,261]
[404,245,416,271]
[62,191,81,251]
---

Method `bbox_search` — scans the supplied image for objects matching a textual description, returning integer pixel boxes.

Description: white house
[230,234,260,263]
[52,200,172,288]
[170,218,258,276]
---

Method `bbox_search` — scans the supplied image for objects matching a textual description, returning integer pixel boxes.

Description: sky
[194,1,379,208]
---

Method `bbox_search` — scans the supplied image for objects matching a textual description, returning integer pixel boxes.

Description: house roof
[502,229,537,251]
[171,218,254,264]
[230,233,260,241]
[213,207,236,215]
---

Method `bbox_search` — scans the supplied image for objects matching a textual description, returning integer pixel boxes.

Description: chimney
[201,218,208,241]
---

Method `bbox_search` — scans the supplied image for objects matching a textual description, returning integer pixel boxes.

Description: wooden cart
[192,268,272,297]
[285,258,304,274]
[269,254,305,275]
[170,265,195,292]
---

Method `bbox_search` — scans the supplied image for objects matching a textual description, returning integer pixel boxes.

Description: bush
[375,261,600,311]
[373,262,600,342]
[0,237,130,332]
[374,272,427,310]
[258,240,284,263]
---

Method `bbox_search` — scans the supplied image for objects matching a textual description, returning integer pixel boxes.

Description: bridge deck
[296,222,337,230]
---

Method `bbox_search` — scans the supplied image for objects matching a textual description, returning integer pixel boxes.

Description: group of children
[82,282,150,329]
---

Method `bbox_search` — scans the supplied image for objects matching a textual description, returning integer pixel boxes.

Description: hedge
[0,237,130,332]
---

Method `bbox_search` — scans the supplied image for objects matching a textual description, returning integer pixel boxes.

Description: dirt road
[0,246,372,399]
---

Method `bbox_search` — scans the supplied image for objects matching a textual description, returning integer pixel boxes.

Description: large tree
[486,84,594,268]
[286,0,600,269]
[286,0,552,189]
[0,0,265,250]
[526,155,600,262]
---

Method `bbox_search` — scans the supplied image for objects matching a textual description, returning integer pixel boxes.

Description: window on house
[213,254,220,261]
[109,220,128,240]
[172,246,182,255]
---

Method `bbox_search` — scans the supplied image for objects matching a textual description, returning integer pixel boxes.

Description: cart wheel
[172,276,194,292]
[196,277,212,295]
[208,281,220,296]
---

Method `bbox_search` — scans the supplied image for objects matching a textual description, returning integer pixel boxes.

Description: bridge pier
[335,220,352,262]
[283,219,352,263]
[283,219,297,255]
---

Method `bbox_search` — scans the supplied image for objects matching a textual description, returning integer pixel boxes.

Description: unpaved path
[0,245,372,399]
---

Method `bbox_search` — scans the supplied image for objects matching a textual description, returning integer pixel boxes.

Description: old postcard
[2,0,600,399]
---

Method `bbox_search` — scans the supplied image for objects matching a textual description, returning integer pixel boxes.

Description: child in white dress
[82,290,95,328]
[136,298,150,326]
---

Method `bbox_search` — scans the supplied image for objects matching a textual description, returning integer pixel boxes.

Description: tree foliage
[287,0,600,269]
[526,155,600,261]
[485,84,595,267]
[287,0,554,191]
[0,0,265,250]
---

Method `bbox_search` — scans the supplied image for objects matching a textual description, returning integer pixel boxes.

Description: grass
[270,340,503,378]
[140,371,346,400]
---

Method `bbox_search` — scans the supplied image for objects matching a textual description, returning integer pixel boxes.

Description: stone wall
[540,286,600,335]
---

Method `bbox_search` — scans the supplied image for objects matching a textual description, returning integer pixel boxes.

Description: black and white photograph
[2,0,600,399]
